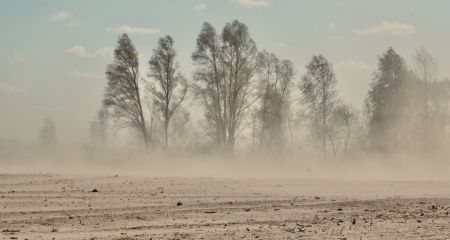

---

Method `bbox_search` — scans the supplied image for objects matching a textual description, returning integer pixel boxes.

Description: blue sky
[1,0,450,143]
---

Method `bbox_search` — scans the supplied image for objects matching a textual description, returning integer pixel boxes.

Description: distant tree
[103,34,149,148]
[142,94,160,147]
[148,35,187,151]
[192,22,226,149]
[299,55,338,157]
[89,108,108,146]
[413,47,439,152]
[192,20,259,153]
[221,20,259,152]
[169,107,193,150]
[328,103,360,159]
[255,51,295,152]
[365,47,409,151]
[39,118,56,146]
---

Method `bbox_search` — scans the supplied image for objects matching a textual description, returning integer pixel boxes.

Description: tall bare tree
[148,35,187,151]
[299,55,337,157]
[192,20,259,153]
[255,51,295,152]
[221,20,259,152]
[413,47,438,152]
[103,34,149,148]
[192,22,227,149]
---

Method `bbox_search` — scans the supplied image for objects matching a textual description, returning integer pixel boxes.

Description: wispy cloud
[49,11,71,22]
[66,46,113,58]
[0,83,28,95]
[108,25,160,35]
[334,59,372,73]
[353,21,415,36]
[9,53,27,64]
[68,71,102,80]
[235,0,271,8]
[277,42,287,48]
[194,4,207,11]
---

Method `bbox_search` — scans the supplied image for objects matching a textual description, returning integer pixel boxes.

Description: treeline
[89,20,450,160]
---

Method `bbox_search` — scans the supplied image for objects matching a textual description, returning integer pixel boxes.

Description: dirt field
[1,174,450,240]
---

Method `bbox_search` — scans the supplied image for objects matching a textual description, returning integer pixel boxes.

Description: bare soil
[1,174,450,239]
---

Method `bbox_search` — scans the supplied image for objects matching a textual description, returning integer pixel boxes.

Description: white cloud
[194,4,207,11]
[277,42,287,48]
[49,11,71,22]
[9,53,27,64]
[109,25,160,35]
[0,83,28,95]
[335,60,372,73]
[68,71,102,80]
[236,0,270,8]
[353,21,415,36]
[66,45,113,58]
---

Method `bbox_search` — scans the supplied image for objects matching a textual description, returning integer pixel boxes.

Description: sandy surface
[1,174,450,239]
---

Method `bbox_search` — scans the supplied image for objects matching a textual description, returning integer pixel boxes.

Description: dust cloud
[1,144,449,182]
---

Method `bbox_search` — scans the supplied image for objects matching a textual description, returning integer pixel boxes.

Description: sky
[1,0,450,143]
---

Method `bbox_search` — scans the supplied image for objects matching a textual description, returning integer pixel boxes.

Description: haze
[2,1,450,239]
[2,0,450,143]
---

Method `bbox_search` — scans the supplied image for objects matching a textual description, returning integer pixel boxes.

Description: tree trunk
[227,127,235,153]
[163,118,169,152]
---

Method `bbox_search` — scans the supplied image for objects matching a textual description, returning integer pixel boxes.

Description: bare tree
[221,20,259,152]
[413,47,438,152]
[255,51,295,152]
[299,55,337,157]
[328,104,359,159]
[192,22,227,149]
[169,107,193,150]
[148,35,187,152]
[192,20,259,153]
[89,108,108,146]
[143,94,160,147]
[39,118,56,146]
[103,34,149,148]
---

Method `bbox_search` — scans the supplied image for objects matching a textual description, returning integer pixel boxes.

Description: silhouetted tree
[192,22,226,149]
[365,47,409,151]
[255,51,295,152]
[89,108,108,146]
[39,118,56,146]
[299,55,337,157]
[103,34,149,148]
[148,35,187,151]
[413,47,440,152]
[329,103,360,159]
[192,20,259,153]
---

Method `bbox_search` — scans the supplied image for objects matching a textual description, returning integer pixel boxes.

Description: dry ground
[1,174,450,239]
